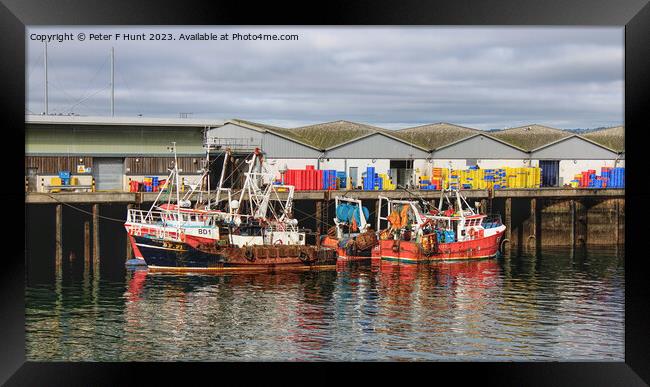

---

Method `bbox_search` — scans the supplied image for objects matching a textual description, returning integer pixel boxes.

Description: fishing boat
[124,142,228,263]
[124,144,337,272]
[376,189,506,262]
[321,196,380,261]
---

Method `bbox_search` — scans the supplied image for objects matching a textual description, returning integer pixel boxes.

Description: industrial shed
[489,124,572,151]
[394,123,533,179]
[25,115,625,192]
[202,119,323,189]
[205,119,321,159]
[25,115,222,191]
[530,134,623,186]
[290,120,430,188]
[582,125,625,154]
[488,124,625,186]
[430,133,530,166]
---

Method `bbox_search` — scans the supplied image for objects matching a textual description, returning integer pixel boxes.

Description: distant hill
[485,127,618,134]
[564,127,613,134]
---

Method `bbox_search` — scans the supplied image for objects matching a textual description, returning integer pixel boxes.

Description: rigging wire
[26,48,45,84]
[65,85,111,113]
[61,53,110,114]
[48,71,79,114]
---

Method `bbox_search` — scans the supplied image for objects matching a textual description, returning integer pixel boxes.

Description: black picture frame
[5,0,649,385]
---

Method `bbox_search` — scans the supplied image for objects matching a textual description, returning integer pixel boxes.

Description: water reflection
[26,247,624,361]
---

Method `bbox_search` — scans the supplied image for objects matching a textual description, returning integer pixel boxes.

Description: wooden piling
[570,200,575,247]
[615,199,620,245]
[480,199,487,215]
[315,201,323,236]
[505,198,512,247]
[528,198,537,250]
[84,220,90,266]
[55,204,62,269]
[92,204,100,267]
[617,198,625,245]
[575,200,587,246]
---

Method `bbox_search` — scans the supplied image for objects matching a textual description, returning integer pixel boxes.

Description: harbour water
[26,246,624,361]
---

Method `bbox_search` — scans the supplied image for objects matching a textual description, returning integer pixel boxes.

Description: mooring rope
[41,193,128,223]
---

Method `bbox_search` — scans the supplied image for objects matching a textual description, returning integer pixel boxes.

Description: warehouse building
[25,115,624,191]
[294,121,430,188]
[490,124,624,186]
[396,122,531,168]
[26,115,223,192]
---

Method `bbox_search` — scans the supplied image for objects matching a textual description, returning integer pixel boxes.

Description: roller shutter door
[539,160,560,187]
[93,158,124,191]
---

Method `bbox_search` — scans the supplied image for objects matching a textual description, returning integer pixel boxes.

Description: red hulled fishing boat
[376,189,506,263]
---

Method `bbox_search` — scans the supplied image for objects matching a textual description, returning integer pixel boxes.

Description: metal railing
[264,223,300,233]
[126,207,260,227]
[203,137,262,152]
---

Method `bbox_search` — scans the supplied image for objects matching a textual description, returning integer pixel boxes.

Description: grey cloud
[26,26,623,130]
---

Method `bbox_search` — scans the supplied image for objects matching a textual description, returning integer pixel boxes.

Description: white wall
[266,158,318,170]
[317,158,346,171]
[478,159,530,169]
[430,159,472,170]
[413,159,430,179]
[271,157,392,170]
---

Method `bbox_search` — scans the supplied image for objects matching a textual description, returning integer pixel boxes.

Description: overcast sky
[26,26,623,130]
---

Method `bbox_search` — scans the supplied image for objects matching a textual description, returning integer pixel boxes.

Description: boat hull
[321,236,380,262]
[379,230,504,263]
[132,235,337,271]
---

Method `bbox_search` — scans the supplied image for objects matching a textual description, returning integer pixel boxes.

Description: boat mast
[172,142,181,213]
[215,148,230,208]
[44,42,48,115]
[204,151,211,209]
[237,149,260,214]
[110,47,114,116]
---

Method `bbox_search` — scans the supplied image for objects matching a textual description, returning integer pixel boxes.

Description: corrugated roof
[582,125,625,152]
[290,120,389,149]
[489,124,571,151]
[228,118,320,149]
[394,122,479,150]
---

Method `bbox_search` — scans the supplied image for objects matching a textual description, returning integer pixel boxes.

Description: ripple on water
[26,248,624,361]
